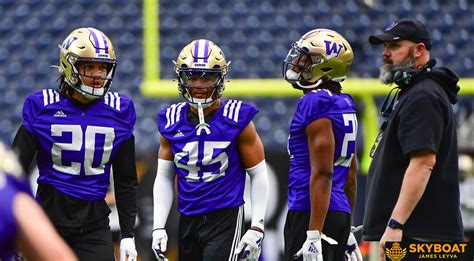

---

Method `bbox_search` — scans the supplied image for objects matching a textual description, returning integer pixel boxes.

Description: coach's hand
[235,228,264,260]
[294,230,337,261]
[152,229,169,261]
[379,226,403,261]
[345,225,363,261]
[120,237,137,261]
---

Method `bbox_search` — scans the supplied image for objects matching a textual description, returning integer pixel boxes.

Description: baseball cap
[369,18,432,50]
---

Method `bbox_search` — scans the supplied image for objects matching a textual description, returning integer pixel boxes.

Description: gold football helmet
[175,39,229,107]
[283,29,353,89]
[58,27,116,99]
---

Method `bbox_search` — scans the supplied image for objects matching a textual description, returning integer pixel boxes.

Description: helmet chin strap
[195,102,211,136]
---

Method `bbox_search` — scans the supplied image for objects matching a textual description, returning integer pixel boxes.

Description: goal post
[140,0,474,174]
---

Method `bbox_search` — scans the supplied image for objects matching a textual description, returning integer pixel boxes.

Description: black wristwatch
[387,219,404,230]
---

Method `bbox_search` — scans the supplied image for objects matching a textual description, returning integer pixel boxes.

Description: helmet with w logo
[175,39,229,107]
[283,29,353,89]
[58,27,116,100]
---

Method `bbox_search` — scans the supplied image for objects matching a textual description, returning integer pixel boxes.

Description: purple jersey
[288,89,357,213]
[0,173,31,260]
[158,100,258,215]
[21,89,135,201]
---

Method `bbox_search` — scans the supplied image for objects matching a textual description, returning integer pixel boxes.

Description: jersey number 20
[51,124,115,175]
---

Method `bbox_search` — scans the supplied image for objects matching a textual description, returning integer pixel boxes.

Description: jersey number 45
[174,141,230,182]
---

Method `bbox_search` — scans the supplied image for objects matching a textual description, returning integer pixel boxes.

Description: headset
[371,59,438,157]
[392,59,436,87]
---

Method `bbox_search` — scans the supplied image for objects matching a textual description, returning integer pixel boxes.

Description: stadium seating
[0,0,472,154]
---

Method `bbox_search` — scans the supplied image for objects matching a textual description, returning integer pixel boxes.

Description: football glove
[235,229,264,260]
[119,237,137,261]
[345,225,363,261]
[294,230,338,261]
[152,229,169,261]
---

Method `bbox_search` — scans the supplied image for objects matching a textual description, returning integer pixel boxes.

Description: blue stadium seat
[40,4,56,19]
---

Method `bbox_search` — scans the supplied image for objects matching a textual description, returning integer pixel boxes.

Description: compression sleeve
[112,135,138,238]
[246,160,269,231]
[152,159,175,229]
[12,125,38,174]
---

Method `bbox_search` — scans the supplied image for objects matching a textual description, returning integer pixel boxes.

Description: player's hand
[294,230,338,261]
[345,225,363,261]
[119,237,137,261]
[152,229,169,261]
[235,229,264,260]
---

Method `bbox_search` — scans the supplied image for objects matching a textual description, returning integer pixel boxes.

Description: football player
[12,27,138,261]
[0,142,76,260]
[282,29,361,261]
[151,39,269,261]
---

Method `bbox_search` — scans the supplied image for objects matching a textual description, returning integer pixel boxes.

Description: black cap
[369,18,432,50]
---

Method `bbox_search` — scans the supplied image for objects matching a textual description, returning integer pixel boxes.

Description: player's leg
[201,205,244,261]
[322,210,351,261]
[283,210,310,261]
[179,213,203,261]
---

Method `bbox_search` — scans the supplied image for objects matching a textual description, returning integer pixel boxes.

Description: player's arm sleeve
[112,135,138,238]
[153,158,175,229]
[246,160,269,231]
[12,125,38,174]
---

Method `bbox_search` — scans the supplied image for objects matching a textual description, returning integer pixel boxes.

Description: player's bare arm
[158,135,174,161]
[306,118,335,231]
[237,121,265,168]
[345,154,358,211]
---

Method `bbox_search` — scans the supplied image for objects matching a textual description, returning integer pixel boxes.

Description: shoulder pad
[222,99,244,123]
[103,92,124,111]
[221,100,258,127]
[161,102,187,129]
[41,89,61,106]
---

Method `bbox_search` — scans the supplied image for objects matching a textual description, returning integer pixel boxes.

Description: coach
[362,18,464,259]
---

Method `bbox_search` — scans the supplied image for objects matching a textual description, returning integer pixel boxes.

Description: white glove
[152,229,169,261]
[119,237,137,261]
[345,226,363,261]
[235,229,264,260]
[294,230,338,261]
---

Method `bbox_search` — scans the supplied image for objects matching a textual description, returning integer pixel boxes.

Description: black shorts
[56,218,114,261]
[178,205,245,261]
[284,210,351,261]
